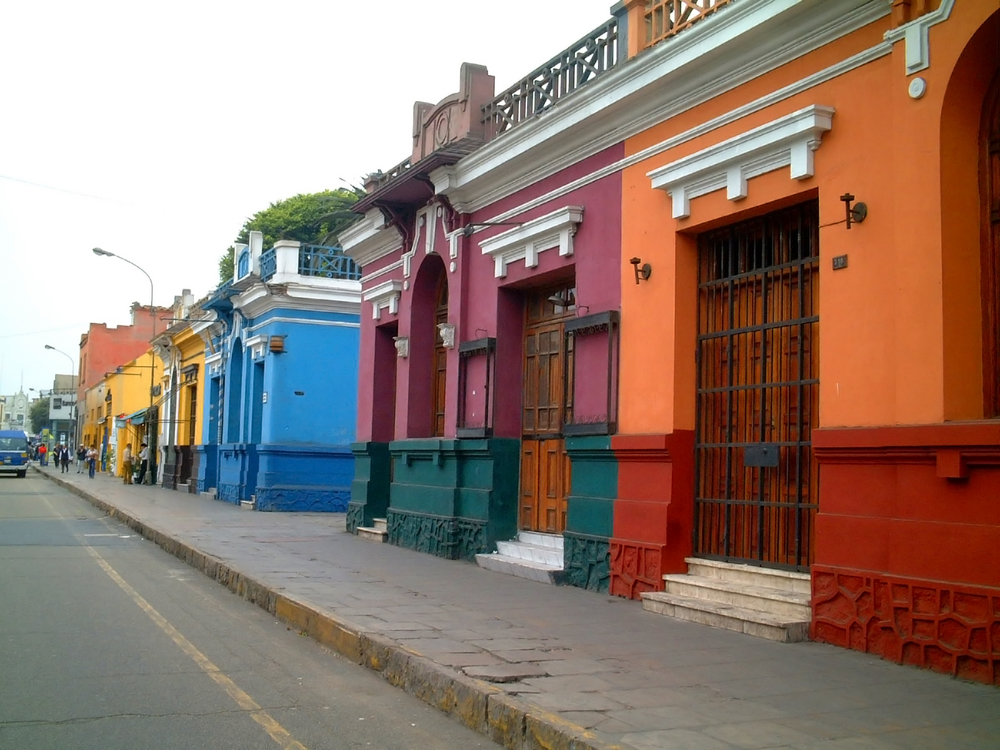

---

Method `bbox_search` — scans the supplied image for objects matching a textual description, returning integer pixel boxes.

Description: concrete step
[475,553,566,585]
[662,574,811,620]
[517,531,564,551]
[685,557,811,595]
[373,517,387,532]
[496,540,563,567]
[641,591,809,643]
[357,526,387,543]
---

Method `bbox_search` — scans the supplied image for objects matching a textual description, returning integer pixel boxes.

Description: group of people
[39,441,149,483]
[46,443,97,477]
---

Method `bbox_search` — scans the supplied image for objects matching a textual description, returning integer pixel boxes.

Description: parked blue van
[0,430,30,478]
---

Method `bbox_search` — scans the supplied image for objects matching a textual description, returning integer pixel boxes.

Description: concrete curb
[35,468,624,750]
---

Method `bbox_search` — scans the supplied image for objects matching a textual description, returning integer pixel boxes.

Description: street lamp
[44,344,77,447]
[92,247,156,484]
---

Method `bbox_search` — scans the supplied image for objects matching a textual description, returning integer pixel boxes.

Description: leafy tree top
[219,188,363,284]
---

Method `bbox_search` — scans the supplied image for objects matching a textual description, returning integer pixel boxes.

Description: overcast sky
[0,0,615,397]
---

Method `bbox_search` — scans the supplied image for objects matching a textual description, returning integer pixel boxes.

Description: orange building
[615,0,999,682]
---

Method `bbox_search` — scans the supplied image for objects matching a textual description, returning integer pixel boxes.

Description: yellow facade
[107,351,162,477]
[168,322,207,448]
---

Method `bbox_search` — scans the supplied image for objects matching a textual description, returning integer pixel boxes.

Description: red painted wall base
[609,539,667,599]
[813,565,1000,685]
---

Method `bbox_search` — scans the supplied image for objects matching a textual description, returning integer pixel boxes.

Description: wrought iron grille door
[695,202,819,571]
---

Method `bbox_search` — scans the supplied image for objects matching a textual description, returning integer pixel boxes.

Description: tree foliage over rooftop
[218,188,364,285]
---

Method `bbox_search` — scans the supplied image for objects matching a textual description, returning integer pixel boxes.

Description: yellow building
[106,351,162,480]
[154,289,212,491]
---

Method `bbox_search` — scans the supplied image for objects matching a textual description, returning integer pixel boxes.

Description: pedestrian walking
[39,443,48,466]
[136,442,149,485]
[59,444,70,473]
[86,445,97,479]
[121,443,133,485]
[76,445,86,473]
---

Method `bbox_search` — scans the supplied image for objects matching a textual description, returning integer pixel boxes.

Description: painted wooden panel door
[520,287,575,533]
[694,203,819,570]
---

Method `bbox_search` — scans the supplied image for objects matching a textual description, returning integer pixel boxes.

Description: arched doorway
[982,72,1000,417]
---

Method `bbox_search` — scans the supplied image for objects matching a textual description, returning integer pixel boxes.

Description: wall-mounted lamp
[268,335,286,354]
[546,290,576,307]
[629,257,652,284]
[461,221,523,237]
[840,193,868,229]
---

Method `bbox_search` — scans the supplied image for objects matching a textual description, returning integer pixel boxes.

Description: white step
[662,574,811,620]
[517,531,564,550]
[475,553,565,585]
[641,591,810,642]
[495,540,563,567]
[357,526,387,543]
[684,557,811,595]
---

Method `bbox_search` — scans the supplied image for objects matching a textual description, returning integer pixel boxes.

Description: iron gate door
[695,202,819,570]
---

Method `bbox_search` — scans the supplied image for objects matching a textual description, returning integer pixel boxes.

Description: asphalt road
[0,473,499,750]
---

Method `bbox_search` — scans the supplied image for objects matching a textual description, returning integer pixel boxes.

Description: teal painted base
[565,435,616,539]
[348,442,390,533]
[386,438,519,559]
[564,532,611,592]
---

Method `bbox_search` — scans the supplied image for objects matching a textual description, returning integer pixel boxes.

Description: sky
[0,0,616,397]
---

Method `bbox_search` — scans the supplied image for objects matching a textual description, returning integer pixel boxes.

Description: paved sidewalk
[33,465,1000,749]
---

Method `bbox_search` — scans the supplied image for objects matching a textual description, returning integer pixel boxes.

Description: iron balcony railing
[260,248,276,281]
[481,17,620,140]
[298,245,361,280]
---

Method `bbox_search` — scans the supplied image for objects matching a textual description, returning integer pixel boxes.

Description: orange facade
[617,1,1000,681]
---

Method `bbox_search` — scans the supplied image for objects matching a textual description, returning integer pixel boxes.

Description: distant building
[0,391,29,431]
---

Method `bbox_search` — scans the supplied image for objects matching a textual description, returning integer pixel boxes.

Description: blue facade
[197,238,361,511]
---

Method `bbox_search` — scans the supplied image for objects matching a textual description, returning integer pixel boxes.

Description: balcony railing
[644,0,732,48]
[298,245,361,280]
[482,17,620,141]
[260,248,276,281]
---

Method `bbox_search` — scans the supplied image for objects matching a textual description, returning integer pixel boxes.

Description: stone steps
[475,531,565,585]
[640,557,811,643]
[357,517,387,543]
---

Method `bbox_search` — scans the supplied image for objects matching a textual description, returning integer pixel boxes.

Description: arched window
[983,74,1000,417]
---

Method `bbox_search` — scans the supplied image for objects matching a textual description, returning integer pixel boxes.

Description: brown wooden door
[432,275,448,437]
[520,286,575,533]
[694,203,819,571]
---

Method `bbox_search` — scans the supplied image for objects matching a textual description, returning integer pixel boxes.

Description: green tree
[29,398,50,434]
[217,188,363,285]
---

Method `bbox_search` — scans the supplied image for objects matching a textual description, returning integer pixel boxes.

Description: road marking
[38,494,309,750]
[83,545,309,750]
[84,533,118,537]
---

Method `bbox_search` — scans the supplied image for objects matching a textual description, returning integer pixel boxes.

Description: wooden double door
[519,285,575,533]
[694,203,819,571]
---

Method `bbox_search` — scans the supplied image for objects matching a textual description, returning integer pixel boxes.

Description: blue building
[196,233,362,511]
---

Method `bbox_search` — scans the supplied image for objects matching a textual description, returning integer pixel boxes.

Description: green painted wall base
[387,438,519,560]
[562,436,615,592]
[564,532,611,592]
[347,442,391,534]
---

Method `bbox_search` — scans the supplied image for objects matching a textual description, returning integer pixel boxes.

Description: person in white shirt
[137,442,149,485]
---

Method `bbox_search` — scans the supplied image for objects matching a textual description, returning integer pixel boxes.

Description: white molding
[648,105,834,218]
[363,279,404,320]
[883,0,955,75]
[478,206,583,278]
[468,43,886,233]
[246,317,360,333]
[234,278,362,320]
[339,209,403,267]
[360,259,403,285]
[434,0,887,214]
[244,335,267,360]
[205,351,223,377]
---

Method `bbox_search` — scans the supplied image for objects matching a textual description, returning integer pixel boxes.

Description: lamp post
[93,248,156,484]
[44,345,77,447]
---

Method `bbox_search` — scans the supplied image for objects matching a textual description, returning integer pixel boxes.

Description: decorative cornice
[478,206,584,278]
[648,105,834,218]
[435,0,887,213]
[339,209,404,267]
[363,280,404,320]
[244,334,267,360]
[883,0,955,75]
